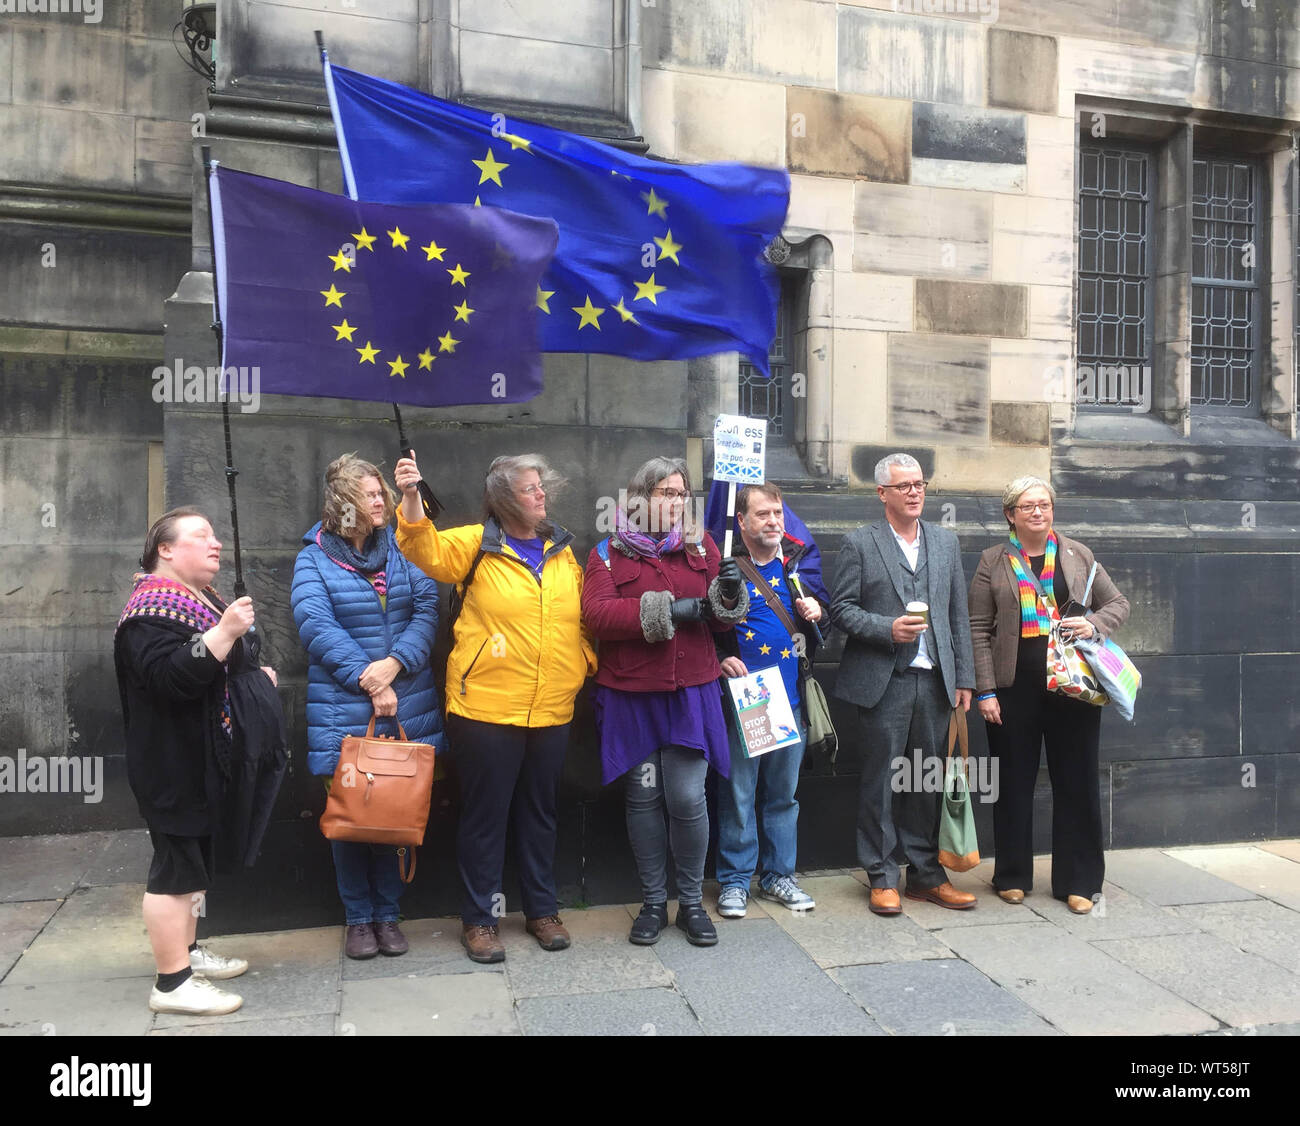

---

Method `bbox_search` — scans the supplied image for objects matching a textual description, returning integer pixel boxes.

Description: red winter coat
[583,534,734,693]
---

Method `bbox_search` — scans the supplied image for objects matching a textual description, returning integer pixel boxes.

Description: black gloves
[717,556,743,602]
[669,597,707,624]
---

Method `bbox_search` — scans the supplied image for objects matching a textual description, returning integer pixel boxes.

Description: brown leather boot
[904,881,977,910]
[461,923,505,963]
[525,915,571,951]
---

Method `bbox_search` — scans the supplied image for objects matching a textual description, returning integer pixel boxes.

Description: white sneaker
[189,945,249,980]
[149,974,243,1016]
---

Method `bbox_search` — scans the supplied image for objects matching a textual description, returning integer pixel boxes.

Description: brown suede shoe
[461,923,505,964]
[525,915,571,951]
[868,888,902,916]
[1067,895,1094,915]
[905,881,977,910]
[997,888,1026,904]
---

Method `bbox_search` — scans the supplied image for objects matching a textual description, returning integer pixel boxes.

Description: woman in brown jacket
[968,476,1129,913]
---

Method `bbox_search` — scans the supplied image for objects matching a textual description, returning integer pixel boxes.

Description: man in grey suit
[831,453,976,915]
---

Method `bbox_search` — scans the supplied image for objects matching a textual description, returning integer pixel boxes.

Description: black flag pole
[316,29,443,523]
[201,146,251,606]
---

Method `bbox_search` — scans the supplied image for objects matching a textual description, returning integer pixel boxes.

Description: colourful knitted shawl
[116,573,232,740]
[1007,530,1059,638]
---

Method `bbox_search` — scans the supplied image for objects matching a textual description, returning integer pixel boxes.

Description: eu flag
[324,62,789,375]
[209,165,558,407]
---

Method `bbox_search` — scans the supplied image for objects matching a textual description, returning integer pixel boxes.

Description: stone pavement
[2,831,1300,1036]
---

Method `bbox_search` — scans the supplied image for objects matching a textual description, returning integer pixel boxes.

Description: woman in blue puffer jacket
[291,453,445,960]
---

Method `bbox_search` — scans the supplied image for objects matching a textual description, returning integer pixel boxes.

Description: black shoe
[674,902,718,947]
[629,902,670,946]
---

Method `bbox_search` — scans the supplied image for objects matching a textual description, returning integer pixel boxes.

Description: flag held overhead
[209,164,558,407]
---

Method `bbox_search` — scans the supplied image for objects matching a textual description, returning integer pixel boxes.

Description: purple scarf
[614,505,684,559]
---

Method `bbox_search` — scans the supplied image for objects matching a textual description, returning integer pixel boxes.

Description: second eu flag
[209,164,558,407]
[324,62,790,375]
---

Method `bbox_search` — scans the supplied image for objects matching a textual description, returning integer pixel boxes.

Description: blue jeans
[331,840,405,926]
[716,714,805,889]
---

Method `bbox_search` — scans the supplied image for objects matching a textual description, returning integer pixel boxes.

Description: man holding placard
[714,477,829,919]
[831,453,976,915]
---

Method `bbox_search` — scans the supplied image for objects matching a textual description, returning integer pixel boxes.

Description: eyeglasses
[518,484,544,496]
[881,481,928,494]
[1013,501,1054,514]
[651,488,690,501]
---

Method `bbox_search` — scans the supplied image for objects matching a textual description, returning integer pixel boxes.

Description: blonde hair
[1001,475,1056,529]
[321,453,396,537]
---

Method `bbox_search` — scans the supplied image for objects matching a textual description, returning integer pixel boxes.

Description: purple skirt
[593,682,731,785]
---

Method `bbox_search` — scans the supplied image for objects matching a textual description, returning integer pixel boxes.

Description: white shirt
[890,522,934,670]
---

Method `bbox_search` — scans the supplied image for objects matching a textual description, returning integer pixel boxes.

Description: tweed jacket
[967,532,1130,693]
[830,518,975,710]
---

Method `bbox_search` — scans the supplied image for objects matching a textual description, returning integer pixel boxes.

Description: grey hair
[874,452,922,486]
[624,456,700,541]
[1001,475,1056,527]
[482,453,565,537]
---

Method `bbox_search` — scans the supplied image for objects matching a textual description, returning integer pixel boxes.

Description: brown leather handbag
[319,717,436,883]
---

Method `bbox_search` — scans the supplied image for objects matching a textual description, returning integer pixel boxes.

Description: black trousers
[445,714,570,927]
[985,639,1104,899]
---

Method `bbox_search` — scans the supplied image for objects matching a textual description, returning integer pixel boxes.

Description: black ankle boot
[674,902,718,946]
[629,902,669,945]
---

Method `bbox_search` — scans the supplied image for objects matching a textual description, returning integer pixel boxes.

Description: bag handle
[397,845,417,884]
[945,707,970,777]
[364,715,410,742]
[1080,560,1098,607]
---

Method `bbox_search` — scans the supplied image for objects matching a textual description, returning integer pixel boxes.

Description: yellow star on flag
[437,331,459,354]
[572,295,605,330]
[387,226,410,250]
[634,273,667,305]
[356,341,379,364]
[472,148,509,187]
[536,286,555,313]
[745,630,755,641]
[653,229,683,266]
[770,576,781,588]
[641,188,668,219]
[387,355,409,378]
[501,132,532,151]
[329,248,354,273]
[751,586,761,598]
[351,227,377,252]
[320,284,346,307]
[421,239,446,261]
[417,348,436,371]
[452,300,474,324]
[473,196,481,207]
[612,297,638,323]
[332,318,356,342]
[759,643,771,655]
[447,263,470,286]
[780,647,792,659]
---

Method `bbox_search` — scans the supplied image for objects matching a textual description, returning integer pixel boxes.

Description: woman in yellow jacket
[395,452,595,965]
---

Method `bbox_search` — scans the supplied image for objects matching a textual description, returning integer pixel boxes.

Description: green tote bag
[937,707,980,873]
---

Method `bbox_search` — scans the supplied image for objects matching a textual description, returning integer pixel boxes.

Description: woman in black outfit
[967,477,1129,913]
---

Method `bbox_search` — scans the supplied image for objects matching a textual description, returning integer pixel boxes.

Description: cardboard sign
[712,414,767,484]
[725,665,801,758]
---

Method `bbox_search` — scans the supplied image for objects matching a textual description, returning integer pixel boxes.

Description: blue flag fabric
[705,479,828,605]
[209,164,558,407]
[325,62,790,375]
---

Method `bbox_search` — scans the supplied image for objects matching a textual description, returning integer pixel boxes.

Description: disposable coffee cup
[906,600,930,629]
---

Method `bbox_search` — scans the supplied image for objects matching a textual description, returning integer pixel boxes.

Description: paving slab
[340,917,503,981]
[1092,931,1300,1029]
[339,969,519,1036]
[0,900,59,981]
[1252,1021,1300,1035]
[1104,848,1259,906]
[831,959,1059,1036]
[503,906,673,999]
[149,1014,336,1036]
[1021,868,1195,940]
[516,986,702,1036]
[0,832,115,902]
[1169,899,1300,978]
[939,921,1218,1035]
[0,975,154,1036]
[1164,845,1300,911]
[3,883,155,985]
[654,917,885,1035]
[850,866,1024,930]
[151,926,342,1029]
[80,830,153,886]
[770,874,953,966]
[1259,840,1300,864]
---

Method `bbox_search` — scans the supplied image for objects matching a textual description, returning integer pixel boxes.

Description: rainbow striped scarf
[1007,530,1058,638]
